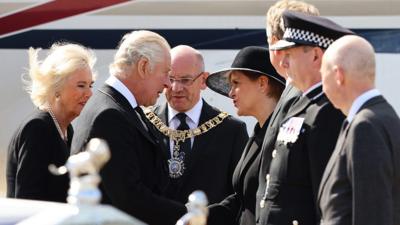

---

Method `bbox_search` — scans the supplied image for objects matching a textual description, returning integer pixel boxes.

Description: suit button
[292,220,299,225]
[272,149,277,158]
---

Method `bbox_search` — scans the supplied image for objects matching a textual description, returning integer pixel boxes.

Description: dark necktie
[176,113,191,154]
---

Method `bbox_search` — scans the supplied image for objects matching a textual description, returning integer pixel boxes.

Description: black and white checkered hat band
[284,27,335,48]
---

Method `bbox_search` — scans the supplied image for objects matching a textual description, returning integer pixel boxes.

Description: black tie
[335,120,349,148]
[176,113,191,154]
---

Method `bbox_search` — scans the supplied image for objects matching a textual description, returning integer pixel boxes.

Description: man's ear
[137,57,150,78]
[270,36,282,56]
[313,47,324,68]
[270,35,279,44]
[200,72,209,90]
[335,66,345,86]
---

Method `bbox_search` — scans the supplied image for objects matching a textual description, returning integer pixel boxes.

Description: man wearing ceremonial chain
[147,45,248,204]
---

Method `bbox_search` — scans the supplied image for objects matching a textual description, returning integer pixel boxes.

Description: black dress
[208,118,269,225]
[6,109,72,202]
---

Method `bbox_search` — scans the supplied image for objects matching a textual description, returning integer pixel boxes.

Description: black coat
[256,84,301,222]
[318,95,400,225]
[7,109,72,202]
[153,101,248,204]
[71,84,186,225]
[257,84,344,225]
[208,120,269,225]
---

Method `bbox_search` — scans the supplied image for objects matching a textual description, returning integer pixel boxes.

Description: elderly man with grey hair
[72,30,186,225]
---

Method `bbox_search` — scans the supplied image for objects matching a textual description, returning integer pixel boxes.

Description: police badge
[277,117,305,145]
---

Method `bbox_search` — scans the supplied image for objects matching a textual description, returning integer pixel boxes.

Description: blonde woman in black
[6,43,96,202]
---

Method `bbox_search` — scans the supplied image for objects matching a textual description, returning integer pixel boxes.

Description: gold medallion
[144,110,229,178]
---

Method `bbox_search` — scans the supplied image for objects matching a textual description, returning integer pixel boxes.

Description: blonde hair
[24,42,96,109]
[109,30,171,77]
[266,0,320,39]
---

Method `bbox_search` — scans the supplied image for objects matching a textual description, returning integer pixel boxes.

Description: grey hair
[109,30,171,76]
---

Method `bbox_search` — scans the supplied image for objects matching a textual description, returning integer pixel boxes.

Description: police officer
[257,11,353,225]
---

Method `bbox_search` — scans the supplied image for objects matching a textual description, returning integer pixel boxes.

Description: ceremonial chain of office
[145,110,228,178]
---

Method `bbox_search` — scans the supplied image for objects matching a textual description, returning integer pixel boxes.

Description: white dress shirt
[167,99,203,156]
[303,82,323,100]
[347,88,380,123]
[105,75,138,109]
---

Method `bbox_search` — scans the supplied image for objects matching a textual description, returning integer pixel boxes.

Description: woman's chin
[71,109,82,119]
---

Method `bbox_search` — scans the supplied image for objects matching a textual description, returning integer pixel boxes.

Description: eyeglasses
[169,72,203,86]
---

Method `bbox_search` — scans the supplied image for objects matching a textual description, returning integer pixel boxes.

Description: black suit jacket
[318,95,400,225]
[258,84,344,225]
[153,100,248,204]
[7,109,72,202]
[256,84,301,222]
[71,84,186,225]
[208,120,269,225]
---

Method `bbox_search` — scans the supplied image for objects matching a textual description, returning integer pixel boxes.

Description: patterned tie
[176,113,191,154]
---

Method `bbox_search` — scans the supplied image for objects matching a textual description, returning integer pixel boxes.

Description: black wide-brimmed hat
[206,46,285,97]
[270,11,354,50]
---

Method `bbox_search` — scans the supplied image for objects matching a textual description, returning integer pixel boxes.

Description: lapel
[184,100,220,177]
[192,100,220,152]
[238,137,257,175]
[269,85,296,126]
[317,120,350,203]
[234,136,256,180]
[233,136,254,180]
[281,84,323,123]
[154,103,172,158]
[232,135,257,190]
[237,121,268,179]
[99,84,155,145]
[317,95,385,202]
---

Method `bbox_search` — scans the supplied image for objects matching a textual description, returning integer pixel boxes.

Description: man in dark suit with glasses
[150,45,248,204]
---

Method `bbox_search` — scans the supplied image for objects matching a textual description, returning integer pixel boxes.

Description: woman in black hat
[206,46,285,225]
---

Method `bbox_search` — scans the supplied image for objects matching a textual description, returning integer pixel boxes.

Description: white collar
[347,89,380,123]
[105,75,138,109]
[168,99,203,126]
[302,82,322,97]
